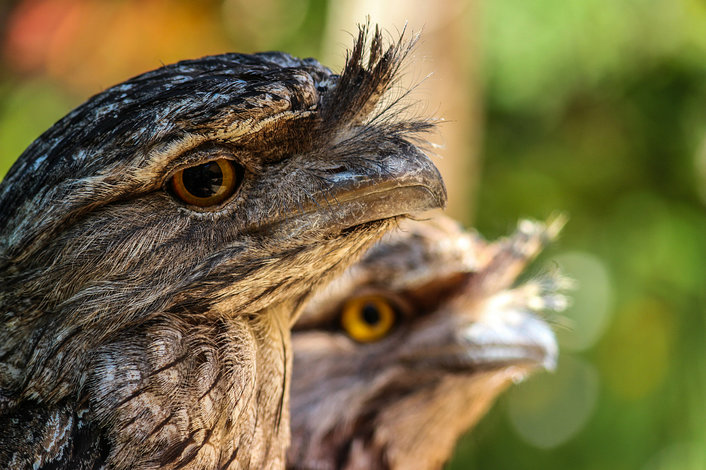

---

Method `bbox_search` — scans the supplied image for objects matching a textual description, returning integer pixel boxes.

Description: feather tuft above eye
[320,21,431,139]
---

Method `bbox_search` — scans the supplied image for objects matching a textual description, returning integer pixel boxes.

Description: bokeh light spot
[554,251,613,352]
[506,354,599,448]
[642,441,706,470]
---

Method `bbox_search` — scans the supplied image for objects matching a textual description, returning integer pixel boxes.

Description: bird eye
[169,158,243,207]
[340,295,396,342]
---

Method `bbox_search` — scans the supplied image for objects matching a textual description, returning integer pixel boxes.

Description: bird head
[0,25,445,324]
[0,25,445,469]
[289,215,570,470]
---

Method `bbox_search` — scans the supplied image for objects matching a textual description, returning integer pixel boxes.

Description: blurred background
[0,0,704,468]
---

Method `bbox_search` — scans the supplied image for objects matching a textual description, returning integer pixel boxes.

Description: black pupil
[182,161,223,198]
[361,304,381,325]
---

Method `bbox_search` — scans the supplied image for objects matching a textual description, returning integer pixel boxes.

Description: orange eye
[170,158,243,207]
[341,295,396,343]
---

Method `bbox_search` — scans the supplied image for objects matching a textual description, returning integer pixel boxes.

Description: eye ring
[170,158,243,208]
[340,295,397,343]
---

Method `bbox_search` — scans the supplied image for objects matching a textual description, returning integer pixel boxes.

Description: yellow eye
[341,295,396,343]
[170,158,243,207]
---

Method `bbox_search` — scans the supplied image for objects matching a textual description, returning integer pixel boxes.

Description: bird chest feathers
[0,25,446,469]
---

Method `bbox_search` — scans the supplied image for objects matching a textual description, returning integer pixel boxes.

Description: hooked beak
[398,285,560,376]
[459,292,558,372]
[311,141,447,232]
[397,217,571,376]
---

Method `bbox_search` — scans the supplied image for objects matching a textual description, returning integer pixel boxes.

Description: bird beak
[397,285,559,376]
[449,218,567,373]
[458,291,559,372]
[396,218,569,376]
[299,143,447,233]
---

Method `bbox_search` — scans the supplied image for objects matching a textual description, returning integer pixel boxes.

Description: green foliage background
[453,1,706,469]
[1,1,704,469]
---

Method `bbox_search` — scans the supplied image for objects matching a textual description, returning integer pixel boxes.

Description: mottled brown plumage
[0,26,446,469]
[288,215,569,470]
